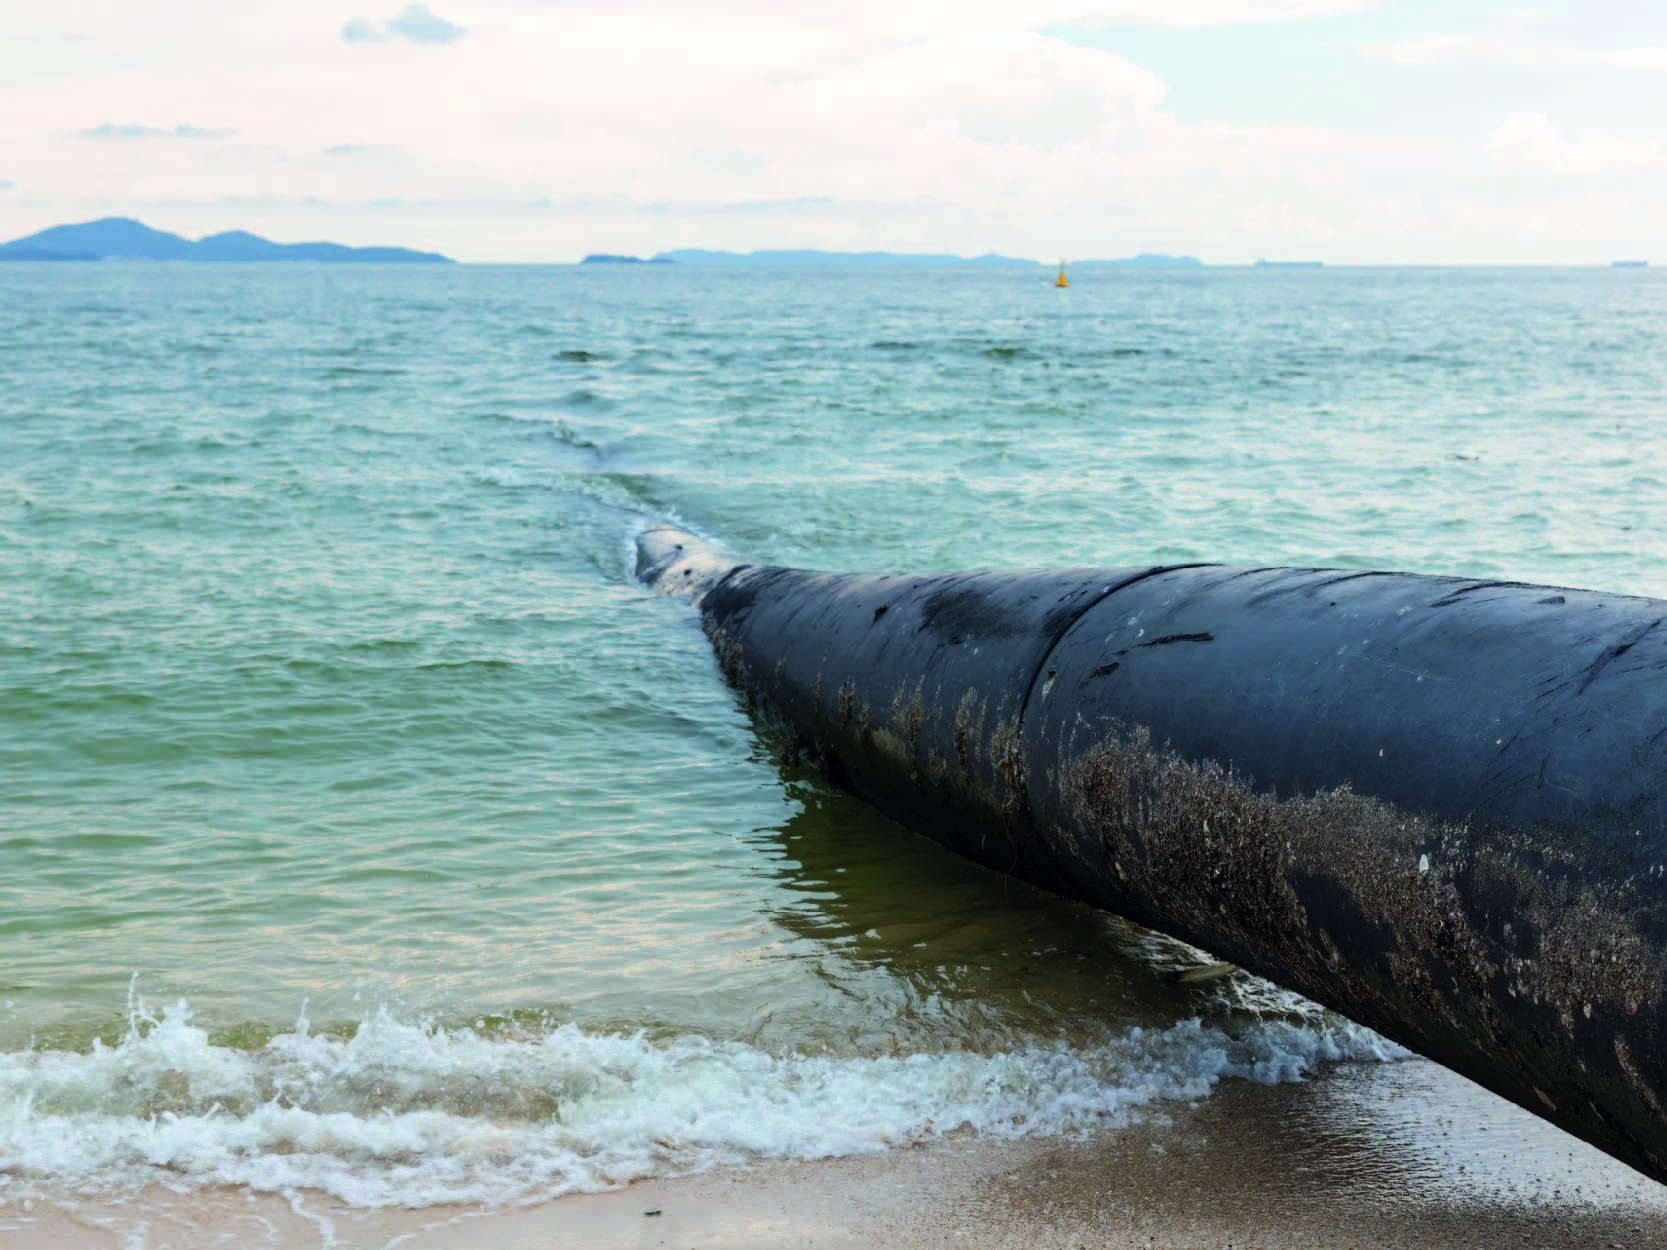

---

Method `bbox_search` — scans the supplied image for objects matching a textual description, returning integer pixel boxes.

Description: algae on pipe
[638,524,1667,1186]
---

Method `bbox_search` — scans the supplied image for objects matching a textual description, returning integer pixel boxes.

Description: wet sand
[7,1058,1666,1249]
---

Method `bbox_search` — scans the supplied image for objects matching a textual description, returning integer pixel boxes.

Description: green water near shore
[3,262,1664,1204]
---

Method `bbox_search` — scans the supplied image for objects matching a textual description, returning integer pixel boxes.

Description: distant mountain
[640,248,1208,268]
[10,217,196,261]
[581,254,675,264]
[1074,253,1203,268]
[650,248,1039,267]
[0,217,452,263]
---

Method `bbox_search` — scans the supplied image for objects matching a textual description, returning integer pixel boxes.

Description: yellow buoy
[1055,259,1068,288]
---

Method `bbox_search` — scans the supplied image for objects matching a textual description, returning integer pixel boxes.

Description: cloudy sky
[1,1,1661,262]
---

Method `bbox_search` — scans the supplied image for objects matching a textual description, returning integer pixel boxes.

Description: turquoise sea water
[3,263,1666,1211]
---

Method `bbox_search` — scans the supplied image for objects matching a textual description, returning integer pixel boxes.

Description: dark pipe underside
[636,526,1667,1185]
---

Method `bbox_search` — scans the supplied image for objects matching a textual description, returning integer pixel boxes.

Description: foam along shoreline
[9,1058,1666,1249]
[0,991,1396,1209]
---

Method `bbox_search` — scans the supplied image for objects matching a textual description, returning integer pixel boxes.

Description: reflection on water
[739,762,1337,1056]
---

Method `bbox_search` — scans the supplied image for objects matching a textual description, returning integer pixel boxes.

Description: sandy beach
[9,1057,1665,1250]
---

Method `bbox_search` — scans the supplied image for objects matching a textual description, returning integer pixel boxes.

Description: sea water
[2,261,1665,1209]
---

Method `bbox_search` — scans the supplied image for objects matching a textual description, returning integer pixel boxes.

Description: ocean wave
[0,993,1404,1209]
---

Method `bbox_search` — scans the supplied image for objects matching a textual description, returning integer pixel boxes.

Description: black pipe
[636,526,1667,1184]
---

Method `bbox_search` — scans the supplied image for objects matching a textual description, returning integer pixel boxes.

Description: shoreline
[8,1059,1665,1250]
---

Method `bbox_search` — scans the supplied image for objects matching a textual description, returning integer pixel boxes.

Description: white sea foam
[0,994,1405,1209]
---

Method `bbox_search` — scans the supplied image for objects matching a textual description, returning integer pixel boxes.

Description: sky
[0,1,1662,263]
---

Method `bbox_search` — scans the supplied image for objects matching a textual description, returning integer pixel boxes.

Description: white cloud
[508,0,1376,35]
[1487,113,1658,178]
[0,1,1661,262]
[1369,32,1465,66]
[77,123,233,140]
[798,32,1166,151]
[1060,0,1377,28]
[323,143,402,157]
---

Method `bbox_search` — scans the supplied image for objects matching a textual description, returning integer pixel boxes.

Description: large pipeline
[636,526,1667,1184]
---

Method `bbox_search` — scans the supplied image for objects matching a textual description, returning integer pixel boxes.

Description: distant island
[1073,254,1203,269]
[582,248,1205,268]
[0,217,452,263]
[1612,260,1649,269]
[651,248,1041,267]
